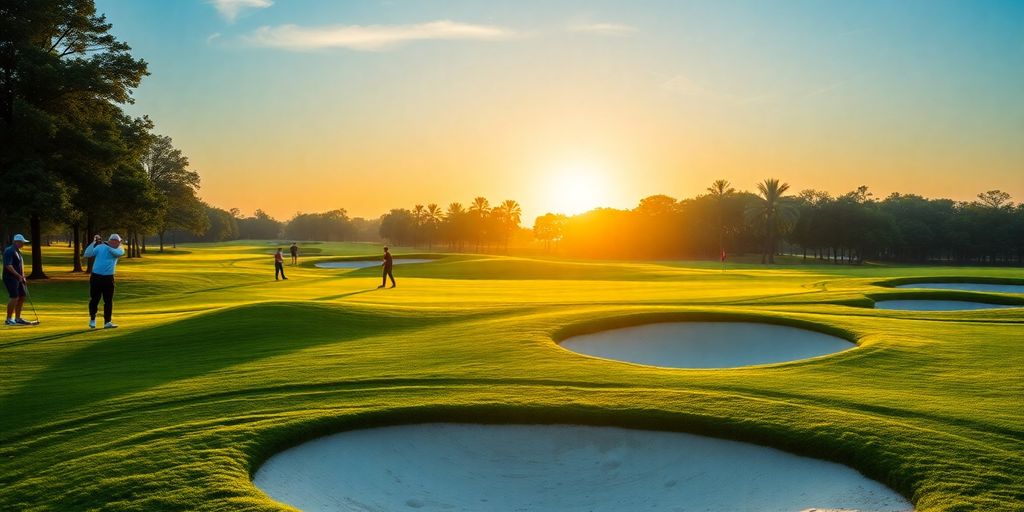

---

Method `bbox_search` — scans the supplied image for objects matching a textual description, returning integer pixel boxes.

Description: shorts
[4,277,25,299]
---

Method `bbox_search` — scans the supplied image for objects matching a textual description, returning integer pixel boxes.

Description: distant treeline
[532,182,1024,266]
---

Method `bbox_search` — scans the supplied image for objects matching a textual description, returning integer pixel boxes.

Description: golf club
[22,282,40,325]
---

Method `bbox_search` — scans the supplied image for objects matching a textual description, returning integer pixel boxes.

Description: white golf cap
[13,234,29,243]
[108,233,122,241]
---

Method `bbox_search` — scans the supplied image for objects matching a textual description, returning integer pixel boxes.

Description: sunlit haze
[96,0,1024,222]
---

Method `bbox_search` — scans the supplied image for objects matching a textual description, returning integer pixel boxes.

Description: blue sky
[95,0,1024,220]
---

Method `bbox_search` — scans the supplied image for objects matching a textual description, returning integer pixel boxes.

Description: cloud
[210,0,273,23]
[566,21,637,36]
[244,20,522,51]
[206,32,222,44]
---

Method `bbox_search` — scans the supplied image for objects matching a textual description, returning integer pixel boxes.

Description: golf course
[1,242,1021,511]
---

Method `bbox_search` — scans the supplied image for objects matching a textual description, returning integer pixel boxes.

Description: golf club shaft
[23,282,40,323]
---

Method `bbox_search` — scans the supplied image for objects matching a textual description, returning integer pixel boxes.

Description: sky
[95,0,1024,222]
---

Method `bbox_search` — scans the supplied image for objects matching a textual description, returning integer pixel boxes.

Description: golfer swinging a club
[3,234,33,326]
[84,234,125,329]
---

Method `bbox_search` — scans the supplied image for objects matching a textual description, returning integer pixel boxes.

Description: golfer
[289,243,298,265]
[3,234,31,326]
[275,248,287,280]
[379,246,396,288]
[84,234,124,329]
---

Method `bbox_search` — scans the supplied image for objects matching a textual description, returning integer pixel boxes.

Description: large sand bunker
[253,423,912,512]
[559,322,854,369]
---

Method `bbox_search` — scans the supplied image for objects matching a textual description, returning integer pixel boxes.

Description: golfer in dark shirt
[3,234,30,326]
[289,243,298,265]
[379,247,396,288]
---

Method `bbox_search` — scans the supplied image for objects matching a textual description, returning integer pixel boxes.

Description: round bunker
[895,282,1024,294]
[559,322,853,369]
[253,423,913,512]
[314,258,434,269]
[874,300,1017,311]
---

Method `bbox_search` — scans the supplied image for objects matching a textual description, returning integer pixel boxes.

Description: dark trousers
[89,274,115,323]
[275,262,286,280]
[382,266,395,286]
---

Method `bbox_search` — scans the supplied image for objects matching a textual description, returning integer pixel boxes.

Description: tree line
[1,1,207,278]
[378,198,524,251]
[531,180,1024,266]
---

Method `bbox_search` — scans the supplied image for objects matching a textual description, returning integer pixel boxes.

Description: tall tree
[707,180,735,257]
[468,196,490,252]
[142,134,204,251]
[424,203,442,249]
[749,178,795,263]
[0,0,147,278]
[493,199,522,252]
[444,202,466,250]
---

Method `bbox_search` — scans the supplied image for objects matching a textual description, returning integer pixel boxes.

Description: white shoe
[104,322,118,329]
[89,319,96,329]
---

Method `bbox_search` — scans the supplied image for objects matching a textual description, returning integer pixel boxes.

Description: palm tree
[707,179,735,197]
[749,178,795,263]
[707,180,735,259]
[493,199,522,252]
[468,197,490,252]
[425,203,443,250]
[446,202,465,250]
[412,204,425,247]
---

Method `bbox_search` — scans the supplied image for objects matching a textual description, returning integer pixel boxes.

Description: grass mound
[1,242,1022,511]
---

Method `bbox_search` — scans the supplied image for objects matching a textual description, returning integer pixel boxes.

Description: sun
[544,161,610,215]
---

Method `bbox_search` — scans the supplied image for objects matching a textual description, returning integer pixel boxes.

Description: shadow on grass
[0,302,444,439]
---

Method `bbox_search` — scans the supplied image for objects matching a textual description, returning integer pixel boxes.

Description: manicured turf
[1,242,1022,511]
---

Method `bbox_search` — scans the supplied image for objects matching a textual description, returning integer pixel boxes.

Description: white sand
[253,423,913,512]
[559,322,853,369]
[895,282,1024,294]
[314,259,434,269]
[874,300,1016,311]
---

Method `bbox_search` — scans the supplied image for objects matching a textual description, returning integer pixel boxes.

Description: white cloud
[210,0,273,23]
[566,21,637,36]
[206,32,222,44]
[244,20,521,51]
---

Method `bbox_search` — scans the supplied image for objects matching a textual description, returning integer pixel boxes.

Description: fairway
[1,242,1022,511]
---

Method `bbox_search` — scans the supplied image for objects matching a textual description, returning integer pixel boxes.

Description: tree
[424,203,443,249]
[443,202,467,250]
[492,199,522,251]
[977,190,1012,209]
[468,197,490,252]
[379,209,416,246]
[142,134,204,251]
[706,180,735,256]
[748,178,796,263]
[0,0,147,278]
[533,213,567,252]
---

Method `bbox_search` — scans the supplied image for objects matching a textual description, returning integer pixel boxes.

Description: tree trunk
[159,230,165,252]
[28,214,47,279]
[72,223,83,272]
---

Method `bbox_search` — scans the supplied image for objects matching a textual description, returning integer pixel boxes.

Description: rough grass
[1,243,1022,511]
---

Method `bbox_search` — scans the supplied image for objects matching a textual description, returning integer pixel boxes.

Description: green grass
[1,243,1022,511]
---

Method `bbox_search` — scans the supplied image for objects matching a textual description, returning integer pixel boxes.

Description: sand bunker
[314,259,434,269]
[253,423,912,512]
[874,300,1016,311]
[895,282,1024,294]
[559,322,853,369]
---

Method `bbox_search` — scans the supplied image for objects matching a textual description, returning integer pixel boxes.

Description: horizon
[96,0,1024,222]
